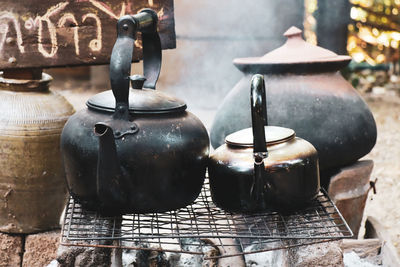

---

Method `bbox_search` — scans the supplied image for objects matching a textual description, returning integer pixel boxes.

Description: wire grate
[61,179,352,259]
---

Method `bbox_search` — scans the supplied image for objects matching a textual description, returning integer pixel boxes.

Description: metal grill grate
[61,180,352,259]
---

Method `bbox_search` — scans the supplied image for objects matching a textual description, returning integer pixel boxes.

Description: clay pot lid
[225,126,295,147]
[233,26,352,73]
[87,75,187,114]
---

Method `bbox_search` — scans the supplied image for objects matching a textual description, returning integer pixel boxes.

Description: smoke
[157,0,305,115]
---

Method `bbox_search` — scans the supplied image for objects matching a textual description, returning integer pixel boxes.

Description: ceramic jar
[0,72,74,233]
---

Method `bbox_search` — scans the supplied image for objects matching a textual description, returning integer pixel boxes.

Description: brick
[0,232,23,267]
[22,230,60,267]
[328,160,374,237]
[328,160,374,197]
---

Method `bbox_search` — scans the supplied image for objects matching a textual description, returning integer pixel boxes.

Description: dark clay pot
[210,27,377,173]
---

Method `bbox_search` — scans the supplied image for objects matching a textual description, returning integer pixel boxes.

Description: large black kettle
[61,10,209,215]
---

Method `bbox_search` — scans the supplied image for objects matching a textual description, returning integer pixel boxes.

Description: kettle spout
[94,122,128,209]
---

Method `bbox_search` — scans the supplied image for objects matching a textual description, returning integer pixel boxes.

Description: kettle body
[209,75,320,212]
[61,105,209,214]
[61,11,209,215]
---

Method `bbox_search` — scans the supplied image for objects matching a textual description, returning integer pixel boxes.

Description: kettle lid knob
[129,75,146,89]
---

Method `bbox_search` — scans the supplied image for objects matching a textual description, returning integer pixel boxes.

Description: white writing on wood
[0,11,25,54]
[82,13,102,52]
[0,0,154,59]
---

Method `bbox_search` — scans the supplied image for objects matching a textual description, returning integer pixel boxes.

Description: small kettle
[61,10,209,215]
[208,75,320,212]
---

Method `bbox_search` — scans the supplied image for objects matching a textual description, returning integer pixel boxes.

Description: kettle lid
[225,126,295,147]
[87,75,187,114]
[233,26,351,73]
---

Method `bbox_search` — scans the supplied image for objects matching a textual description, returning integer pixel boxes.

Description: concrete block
[328,160,374,237]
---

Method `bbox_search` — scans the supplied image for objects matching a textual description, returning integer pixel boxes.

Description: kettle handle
[250,74,269,207]
[109,9,161,119]
[251,74,268,155]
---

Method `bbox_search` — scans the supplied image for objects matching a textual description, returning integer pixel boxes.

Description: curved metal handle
[109,15,136,119]
[250,74,268,208]
[109,9,161,120]
[140,9,162,89]
[251,74,268,156]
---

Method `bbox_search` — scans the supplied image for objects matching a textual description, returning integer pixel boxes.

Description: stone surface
[328,160,374,197]
[57,244,111,267]
[328,160,374,237]
[244,243,289,267]
[0,232,23,267]
[242,240,343,266]
[343,251,380,267]
[341,238,382,265]
[22,230,60,267]
[288,240,344,267]
[364,216,400,266]
[362,93,400,258]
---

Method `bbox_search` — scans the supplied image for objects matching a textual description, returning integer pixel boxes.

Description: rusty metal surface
[60,179,353,259]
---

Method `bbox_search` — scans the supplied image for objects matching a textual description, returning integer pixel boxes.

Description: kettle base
[210,194,319,215]
[69,183,204,216]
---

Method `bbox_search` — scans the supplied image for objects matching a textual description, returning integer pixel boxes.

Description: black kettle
[209,75,320,212]
[61,10,210,215]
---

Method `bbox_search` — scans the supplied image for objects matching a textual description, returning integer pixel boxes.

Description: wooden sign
[0,0,175,69]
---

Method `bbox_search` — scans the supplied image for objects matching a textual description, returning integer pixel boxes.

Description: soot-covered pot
[209,75,320,212]
[210,27,377,176]
[61,10,209,215]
